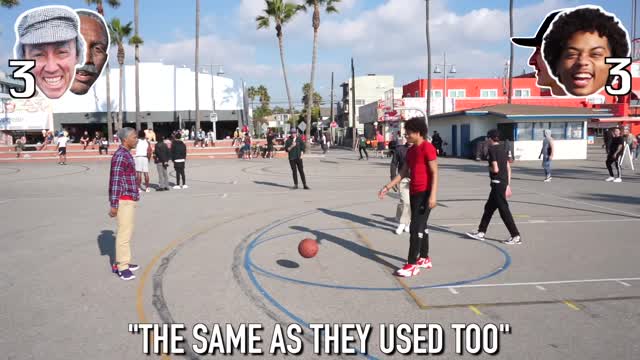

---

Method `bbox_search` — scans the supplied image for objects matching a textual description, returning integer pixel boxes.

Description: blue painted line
[244,210,378,359]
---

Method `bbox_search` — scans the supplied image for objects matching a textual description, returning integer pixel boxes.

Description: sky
[1,0,637,108]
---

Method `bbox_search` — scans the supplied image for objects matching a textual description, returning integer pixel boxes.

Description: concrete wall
[429,114,497,156]
[514,140,587,160]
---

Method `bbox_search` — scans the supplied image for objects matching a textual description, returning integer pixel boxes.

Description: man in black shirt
[466,129,521,245]
[605,127,624,182]
[285,129,309,190]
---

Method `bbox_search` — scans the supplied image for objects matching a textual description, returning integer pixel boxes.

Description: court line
[536,285,547,291]
[563,300,581,311]
[617,280,632,287]
[468,306,483,315]
[429,277,640,289]
[539,192,640,218]
[440,218,640,227]
[419,295,640,310]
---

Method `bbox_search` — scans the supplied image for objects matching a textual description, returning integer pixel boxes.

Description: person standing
[432,131,443,156]
[171,132,188,189]
[242,132,252,160]
[153,136,171,191]
[134,131,152,193]
[358,134,369,160]
[539,129,554,182]
[56,132,69,165]
[379,117,438,277]
[635,133,640,160]
[266,129,275,159]
[466,129,521,245]
[605,127,624,183]
[285,129,309,190]
[390,135,412,235]
[108,127,141,281]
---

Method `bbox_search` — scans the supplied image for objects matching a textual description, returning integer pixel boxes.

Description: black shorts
[58,147,66,155]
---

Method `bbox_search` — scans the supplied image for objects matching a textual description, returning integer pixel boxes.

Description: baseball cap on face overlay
[511,11,562,47]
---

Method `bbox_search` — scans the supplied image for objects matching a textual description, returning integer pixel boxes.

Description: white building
[337,74,400,132]
[428,104,613,160]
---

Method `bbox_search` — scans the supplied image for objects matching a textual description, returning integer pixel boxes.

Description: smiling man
[543,6,629,97]
[71,9,109,95]
[14,6,85,99]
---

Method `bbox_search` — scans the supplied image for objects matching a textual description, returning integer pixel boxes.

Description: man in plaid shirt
[109,128,141,281]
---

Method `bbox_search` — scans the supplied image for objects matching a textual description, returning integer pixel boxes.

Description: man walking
[390,135,411,235]
[56,132,69,165]
[466,129,521,245]
[285,129,309,190]
[135,131,152,192]
[379,117,439,277]
[108,127,140,281]
[605,127,624,182]
[154,136,171,191]
[171,133,188,189]
[358,134,369,160]
[539,129,554,182]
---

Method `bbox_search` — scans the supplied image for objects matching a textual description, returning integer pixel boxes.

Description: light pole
[433,52,456,114]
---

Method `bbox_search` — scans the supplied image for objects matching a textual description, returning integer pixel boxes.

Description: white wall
[514,140,587,160]
[429,115,497,156]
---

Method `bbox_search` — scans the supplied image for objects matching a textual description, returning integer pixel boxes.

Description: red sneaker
[395,263,420,277]
[416,257,432,269]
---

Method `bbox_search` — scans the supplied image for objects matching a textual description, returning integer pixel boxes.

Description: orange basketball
[298,238,318,258]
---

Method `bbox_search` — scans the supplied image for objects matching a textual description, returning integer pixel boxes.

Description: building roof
[432,103,614,119]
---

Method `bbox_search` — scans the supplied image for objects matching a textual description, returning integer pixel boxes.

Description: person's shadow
[317,208,396,232]
[97,230,115,269]
[290,225,405,270]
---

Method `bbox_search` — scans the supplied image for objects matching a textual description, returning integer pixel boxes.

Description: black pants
[174,163,186,186]
[289,158,306,186]
[479,182,519,237]
[408,191,432,264]
[359,147,369,159]
[606,156,621,177]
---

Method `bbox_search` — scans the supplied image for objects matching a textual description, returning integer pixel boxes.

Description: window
[429,90,443,98]
[550,122,566,140]
[514,89,531,97]
[480,89,498,98]
[533,122,549,140]
[448,89,466,98]
[516,122,533,140]
[566,122,584,139]
[355,99,365,105]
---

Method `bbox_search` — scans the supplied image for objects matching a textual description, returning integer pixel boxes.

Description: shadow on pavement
[97,230,115,269]
[253,181,291,189]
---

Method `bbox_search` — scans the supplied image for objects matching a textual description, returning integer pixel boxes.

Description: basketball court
[1,150,639,359]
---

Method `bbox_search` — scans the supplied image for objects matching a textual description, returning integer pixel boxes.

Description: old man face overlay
[71,13,108,95]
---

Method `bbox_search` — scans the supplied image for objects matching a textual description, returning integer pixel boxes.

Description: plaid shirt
[109,146,139,208]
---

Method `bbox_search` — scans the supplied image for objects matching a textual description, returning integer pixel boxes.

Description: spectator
[80,131,90,150]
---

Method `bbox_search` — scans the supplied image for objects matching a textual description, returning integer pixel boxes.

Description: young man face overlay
[556,31,612,96]
[528,47,566,96]
[71,14,108,95]
[24,40,78,99]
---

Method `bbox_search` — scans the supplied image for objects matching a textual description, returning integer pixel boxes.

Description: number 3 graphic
[605,57,632,96]
[8,59,36,99]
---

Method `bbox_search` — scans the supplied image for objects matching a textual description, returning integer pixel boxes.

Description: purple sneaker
[118,269,136,281]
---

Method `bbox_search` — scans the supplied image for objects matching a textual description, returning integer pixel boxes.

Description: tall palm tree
[108,18,133,131]
[303,0,339,145]
[0,0,19,8]
[425,0,432,116]
[256,0,303,125]
[195,0,201,134]
[86,0,121,141]
[508,0,514,104]
[133,0,142,131]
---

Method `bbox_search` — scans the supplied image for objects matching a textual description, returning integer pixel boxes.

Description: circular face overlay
[541,5,630,98]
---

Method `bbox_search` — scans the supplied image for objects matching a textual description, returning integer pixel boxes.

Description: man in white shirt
[56,133,69,165]
[134,130,152,192]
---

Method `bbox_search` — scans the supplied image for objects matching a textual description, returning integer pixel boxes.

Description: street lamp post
[433,52,456,114]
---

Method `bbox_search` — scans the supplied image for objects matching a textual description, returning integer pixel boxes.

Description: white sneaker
[544,177,551,182]
[605,177,615,182]
[465,231,485,241]
[145,188,151,193]
[173,185,181,189]
[613,178,622,183]
[395,224,406,235]
[504,235,522,245]
[182,184,189,189]
[404,225,410,233]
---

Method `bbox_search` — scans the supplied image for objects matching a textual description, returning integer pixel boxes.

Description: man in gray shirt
[390,136,411,234]
[539,129,554,182]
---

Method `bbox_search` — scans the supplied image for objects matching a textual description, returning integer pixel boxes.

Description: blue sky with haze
[1,0,636,107]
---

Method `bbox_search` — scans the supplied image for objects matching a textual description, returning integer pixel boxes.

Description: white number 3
[8,59,36,99]
[605,57,632,96]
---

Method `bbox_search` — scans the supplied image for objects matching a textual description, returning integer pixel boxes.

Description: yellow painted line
[135,210,265,360]
[349,224,429,309]
[563,300,581,311]
[468,305,483,315]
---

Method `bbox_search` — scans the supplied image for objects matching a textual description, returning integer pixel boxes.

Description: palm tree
[256,0,303,125]
[133,0,143,131]
[108,18,133,131]
[303,0,339,146]
[508,0,514,104]
[0,0,19,8]
[86,0,121,141]
[425,0,432,116]
[195,0,201,134]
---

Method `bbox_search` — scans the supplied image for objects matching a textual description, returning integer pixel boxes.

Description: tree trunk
[119,60,124,130]
[105,62,113,140]
[277,33,294,124]
[426,0,432,117]
[306,5,320,149]
[195,0,201,134]
[508,0,514,104]
[134,0,141,131]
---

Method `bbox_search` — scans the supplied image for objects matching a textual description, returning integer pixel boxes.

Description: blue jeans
[542,159,551,178]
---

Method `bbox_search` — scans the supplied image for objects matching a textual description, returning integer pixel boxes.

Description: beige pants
[116,200,137,271]
[396,178,411,225]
